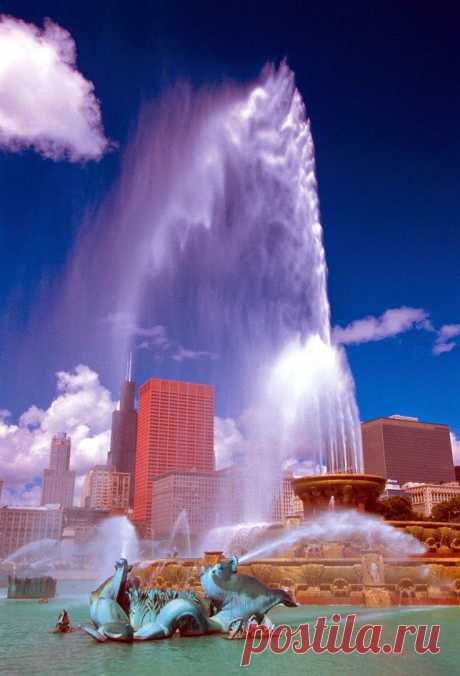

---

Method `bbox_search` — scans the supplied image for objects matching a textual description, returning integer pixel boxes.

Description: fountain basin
[132,551,460,608]
[292,473,386,515]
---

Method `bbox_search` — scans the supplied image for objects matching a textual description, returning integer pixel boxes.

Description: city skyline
[0,3,459,504]
[1,365,458,507]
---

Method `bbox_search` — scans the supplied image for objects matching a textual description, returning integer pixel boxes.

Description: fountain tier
[292,473,386,515]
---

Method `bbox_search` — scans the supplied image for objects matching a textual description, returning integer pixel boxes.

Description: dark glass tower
[108,359,138,506]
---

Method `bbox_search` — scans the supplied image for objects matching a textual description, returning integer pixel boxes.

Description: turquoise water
[0,581,458,675]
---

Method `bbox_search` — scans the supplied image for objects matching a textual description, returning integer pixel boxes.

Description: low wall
[132,553,460,608]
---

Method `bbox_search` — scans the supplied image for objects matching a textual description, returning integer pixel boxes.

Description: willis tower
[108,355,137,506]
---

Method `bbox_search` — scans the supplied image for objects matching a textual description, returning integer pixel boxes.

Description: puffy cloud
[333,307,460,357]
[214,416,247,469]
[282,457,325,476]
[0,365,115,505]
[333,307,429,346]
[0,15,109,161]
[433,324,460,356]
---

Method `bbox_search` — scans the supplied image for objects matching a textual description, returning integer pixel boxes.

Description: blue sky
[0,0,459,443]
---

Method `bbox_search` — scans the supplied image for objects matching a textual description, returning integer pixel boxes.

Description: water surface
[0,581,457,675]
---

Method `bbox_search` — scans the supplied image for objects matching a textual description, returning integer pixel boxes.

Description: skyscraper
[151,470,224,539]
[133,377,214,528]
[0,505,63,559]
[81,465,130,511]
[41,433,75,507]
[107,359,137,506]
[362,415,455,485]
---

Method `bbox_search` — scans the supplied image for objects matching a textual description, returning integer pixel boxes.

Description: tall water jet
[66,63,363,522]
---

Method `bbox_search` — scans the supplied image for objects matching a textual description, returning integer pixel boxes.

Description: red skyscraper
[133,377,215,528]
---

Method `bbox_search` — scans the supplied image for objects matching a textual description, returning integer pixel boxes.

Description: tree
[377,496,416,521]
[432,497,460,522]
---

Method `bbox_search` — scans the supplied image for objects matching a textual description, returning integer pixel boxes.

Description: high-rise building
[108,363,137,506]
[41,434,75,507]
[151,470,224,538]
[49,433,71,472]
[133,378,214,528]
[150,466,303,540]
[0,504,63,559]
[362,416,455,485]
[81,465,130,511]
[62,506,111,542]
[0,479,3,504]
[272,475,304,522]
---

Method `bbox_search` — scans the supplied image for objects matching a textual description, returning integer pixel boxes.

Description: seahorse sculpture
[83,555,296,642]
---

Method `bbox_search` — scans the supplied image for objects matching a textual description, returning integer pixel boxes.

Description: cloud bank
[0,365,115,505]
[0,15,109,161]
[0,362,237,505]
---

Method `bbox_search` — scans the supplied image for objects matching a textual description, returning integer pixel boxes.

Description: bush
[377,496,416,521]
[431,497,460,522]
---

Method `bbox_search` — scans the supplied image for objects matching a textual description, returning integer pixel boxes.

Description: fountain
[166,510,192,557]
[0,515,139,581]
[7,575,56,599]
[83,62,364,523]
[292,473,387,515]
[74,64,460,635]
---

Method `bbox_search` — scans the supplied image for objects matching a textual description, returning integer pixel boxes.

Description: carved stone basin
[291,473,386,515]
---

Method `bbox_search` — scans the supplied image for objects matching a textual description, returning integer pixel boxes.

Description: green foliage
[377,496,416,521]
[431,497,460,522]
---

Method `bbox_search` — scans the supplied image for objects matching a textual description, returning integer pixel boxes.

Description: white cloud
[106,312,169,343]
[106,312,217,362]
[0,365,115,505]
[282,457,324,476]
[171,346,218,362]
[333,307,460,357]
[333,307,429,345]
[214,416,247,469]
[433,324,460,356]
[0,15,109,161]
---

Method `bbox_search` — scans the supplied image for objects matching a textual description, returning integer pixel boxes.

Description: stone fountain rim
[291,473,386,489]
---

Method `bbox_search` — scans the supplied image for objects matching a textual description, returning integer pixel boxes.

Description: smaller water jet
[166,510,192,557]
[3,538,60,564]
[237,510,425,563]
[200,522,275,557]
[1,515,140,580]
[91,516,140,576]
